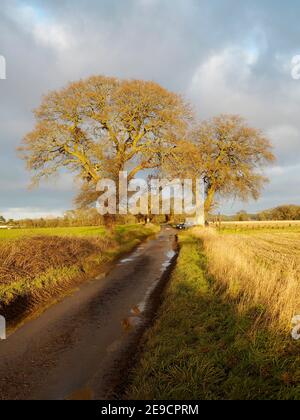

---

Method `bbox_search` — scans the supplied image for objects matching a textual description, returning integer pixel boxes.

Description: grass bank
[0,226,107,241]
[127,231,300,400]
[0,224,159,330]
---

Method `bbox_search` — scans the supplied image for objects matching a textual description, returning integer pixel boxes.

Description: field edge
[126,231,300,400]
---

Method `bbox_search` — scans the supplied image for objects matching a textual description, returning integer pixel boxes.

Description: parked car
[175,221,196,230]
[176,223,187,230]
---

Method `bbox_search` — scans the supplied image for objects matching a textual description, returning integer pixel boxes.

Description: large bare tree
[19,76,192,208]
[167,114,275,217]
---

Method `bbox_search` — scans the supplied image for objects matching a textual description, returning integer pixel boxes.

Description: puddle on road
[135,301,147,313]
[121,304,145,333]
[160,250,176,272]
[122,316,142,331]
[119,258,134,264]
[130,305,142,316]
[120,239,177,346]
[118,246,145,266]
[166,250,176,259]
[160,263,171,272]
[132,249,178,313]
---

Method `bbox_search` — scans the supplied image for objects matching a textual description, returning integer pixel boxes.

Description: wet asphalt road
[0,227,177,400]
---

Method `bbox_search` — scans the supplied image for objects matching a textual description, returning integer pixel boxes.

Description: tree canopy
[20,76,275,222]
[168,115,275,214]
[20,76,191,195]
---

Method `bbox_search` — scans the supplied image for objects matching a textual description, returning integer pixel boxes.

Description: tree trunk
[204,186,216,223]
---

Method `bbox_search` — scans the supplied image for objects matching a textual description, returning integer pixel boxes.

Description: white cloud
[188,46,300,161]
[1,208,64,220]
[8,3,73,51]
[188,47,259,117]
[267,125,300,165]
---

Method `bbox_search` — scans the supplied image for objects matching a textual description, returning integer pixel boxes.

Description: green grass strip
[127,232,300,400]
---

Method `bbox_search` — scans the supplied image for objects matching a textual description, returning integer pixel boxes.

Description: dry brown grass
[0,235,114,285]
[193,228,300,332]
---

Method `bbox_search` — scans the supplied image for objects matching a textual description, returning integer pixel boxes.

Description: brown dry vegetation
[195,229,300,332]
[0,236,112,284]
[0,224,159,329]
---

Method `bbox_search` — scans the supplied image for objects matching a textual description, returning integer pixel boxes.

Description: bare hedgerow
[0,235,114,285]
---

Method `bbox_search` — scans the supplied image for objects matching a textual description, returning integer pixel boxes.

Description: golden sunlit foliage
[167,115,275,214]
[19,76,192,206]
[19,77,275,217]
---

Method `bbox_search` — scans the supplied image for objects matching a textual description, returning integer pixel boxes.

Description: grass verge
[127,231,300,400]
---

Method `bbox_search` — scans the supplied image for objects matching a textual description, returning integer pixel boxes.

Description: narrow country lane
[0,227,177,400]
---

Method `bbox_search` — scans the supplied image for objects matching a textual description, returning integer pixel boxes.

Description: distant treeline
[257,205,300,221]
[1,205,300,228]
[0,208,173,228]
[210,205,300,222]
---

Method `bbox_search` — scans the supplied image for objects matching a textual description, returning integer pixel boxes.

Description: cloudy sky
[1,0,300,219]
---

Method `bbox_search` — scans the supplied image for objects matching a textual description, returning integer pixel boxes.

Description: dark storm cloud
[0,0,300,218]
